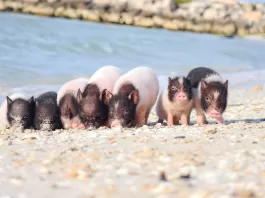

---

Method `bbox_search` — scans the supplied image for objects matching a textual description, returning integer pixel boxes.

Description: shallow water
[1,12,265,99]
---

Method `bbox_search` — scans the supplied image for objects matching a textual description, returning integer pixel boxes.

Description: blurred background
[0,0,265,99]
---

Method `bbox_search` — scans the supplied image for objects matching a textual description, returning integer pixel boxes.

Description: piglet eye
[124,109,129,115]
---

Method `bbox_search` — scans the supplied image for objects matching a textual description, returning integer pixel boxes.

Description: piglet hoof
[167,118,174,127]
[196,122,207,126]
[72,123,86,129]
[167,123,174,127]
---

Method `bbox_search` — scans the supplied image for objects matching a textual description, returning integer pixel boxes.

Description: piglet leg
[181,114,189,126]
[197,115,207,125]
[194,99,207,125]
[173,116,179,125]
[135,106,147,127]
[145,110,151,124]
[167,113,174,126]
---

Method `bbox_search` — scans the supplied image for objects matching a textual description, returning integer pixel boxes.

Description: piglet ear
[101,89,113,105]
[6,96,12,106]
[223,80,228,89]
[200,80,208,90]
[76,89,83,104]
[168,77,172,85]
[128,90,139,105]
[28,96,34,104]
[185,78,191,86]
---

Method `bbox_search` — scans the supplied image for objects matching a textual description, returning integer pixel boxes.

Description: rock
[214,0,237,4]
[23,0,39,3]
[133,16,154,28]
[174,9,189,19]
[0,1,5,11]
[152,15,165,27]
[120,12,134,25]
[241,3,254,12]
[199,22,212,32]
[162,19,180,30]
[211,22,236,36]
[203,8,217,21]
[4,1,23,12]
[223,23,236,37]
[237,27,249,36]
[101,12,120,23]
[22,4,34,14]
[91,0,176,17]
[30,4,54,17]
[244,11,262,22]
[62,8,80,19]
[80,9,101,22]
[54,6,65,17]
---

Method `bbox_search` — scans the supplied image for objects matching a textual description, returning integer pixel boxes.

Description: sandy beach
[0,86,265,198]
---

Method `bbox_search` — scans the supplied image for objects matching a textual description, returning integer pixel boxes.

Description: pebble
[204,127,217,134]
[179,166,197,179]
[52,181,71,189]
[230,135,241,143]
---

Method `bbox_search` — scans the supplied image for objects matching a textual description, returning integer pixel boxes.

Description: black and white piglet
[187,67,228,125]
[0,93,34,129]
[77,66,122,129]
[34,91,62,131]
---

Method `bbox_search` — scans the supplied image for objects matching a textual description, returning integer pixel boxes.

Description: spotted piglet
[156,76,193,126]
[77,65,122,129]
[187,67,228,125]
[103,67,159,128]
[34,91,62,131]
[57,77,89,129]
[0,93,34,129]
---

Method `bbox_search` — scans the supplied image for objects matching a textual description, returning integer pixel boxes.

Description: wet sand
[0,86,265,198]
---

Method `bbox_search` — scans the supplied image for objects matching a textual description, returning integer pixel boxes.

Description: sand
[0,86,265,198]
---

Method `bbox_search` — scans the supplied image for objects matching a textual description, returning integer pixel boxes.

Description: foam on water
[1,13,265,98]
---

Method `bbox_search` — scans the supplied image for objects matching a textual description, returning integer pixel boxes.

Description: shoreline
[0,0,265,37]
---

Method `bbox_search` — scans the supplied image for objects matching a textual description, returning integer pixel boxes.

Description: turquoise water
[1,12,265,99]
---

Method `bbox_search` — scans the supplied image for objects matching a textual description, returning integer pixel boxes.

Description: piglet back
[57,77,89,105]
[113,67,159,109]
[88,65,122,93]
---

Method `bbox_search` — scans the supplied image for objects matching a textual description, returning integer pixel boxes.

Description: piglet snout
[110,120,122,128]
[175,92,188,101]
[209,109,221,118]
[72,117,85,129]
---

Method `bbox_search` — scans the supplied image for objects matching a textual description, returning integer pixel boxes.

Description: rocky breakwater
[0,0,265,37]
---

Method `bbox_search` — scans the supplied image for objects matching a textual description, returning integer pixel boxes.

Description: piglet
[156,76,193,126]
[57,77,89,129]
[187,67,228,125]
[0,93,34,129]
[34,91,62,131]
[77,65,122,129]
[103,67,159,128]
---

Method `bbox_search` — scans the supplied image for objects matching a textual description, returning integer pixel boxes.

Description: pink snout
[209,109,221,118]
[110,120,122,128]
[72,117,86,129]
[175,92,188,101]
